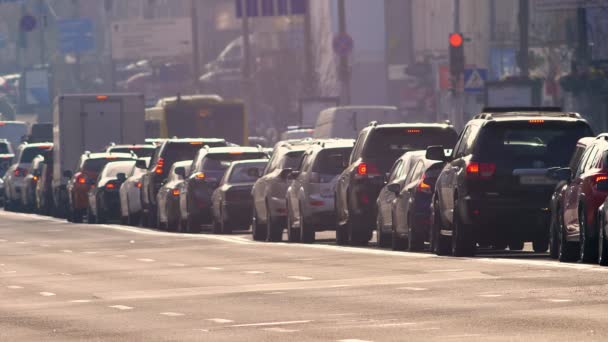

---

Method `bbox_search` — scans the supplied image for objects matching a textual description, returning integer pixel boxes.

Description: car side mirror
[387,183,401,194]
[288,171,300,180]
[547,167,572,182]
[63,170,73,178]
[116,173,127,183]
[175,167,186,178]
[426,145,448,161]
[135,159,147,169]
[247,167,261,178]
[279,168,293,179]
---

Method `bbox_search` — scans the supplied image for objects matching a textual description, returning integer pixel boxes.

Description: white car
[3,143,53,211]
[119,159,149,226]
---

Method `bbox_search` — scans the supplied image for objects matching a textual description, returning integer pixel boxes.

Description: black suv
[140,138,227,227]
[429,107,593,257]
[335,122,458,246]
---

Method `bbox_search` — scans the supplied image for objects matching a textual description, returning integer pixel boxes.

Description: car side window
[388,160,403,183]
[407,161,424,185]
[585,146,599,173]
[577,145,596,178]
[350,130,367,164]
[569,146,586,171]
[464,125,480,155]
[453,127,470,159]
[403,159,420,184]
[264,151,281,174]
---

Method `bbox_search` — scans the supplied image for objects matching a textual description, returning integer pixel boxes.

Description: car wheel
[96,209,106,224]
[266,205,283,242]
[579,206,598,263]
[286,202,300,243]
[431,202,451,256]
[549,210,561,259]
[598,213,608,266]
[220,208,232,235]
[147,206,157,228]
[186,214,201,234]
[127,212,139,227]
[376,214,391,248]
[451,203,475,257]
[408,214,425,252]
[532,237,549,253]
[347,217,370,246]
[391,226,407,251]
[508,240,524,251]
[86,207,96,224]
[300,211,315,244]
[335,202,348,246]
[156,208,165,231]
[252,207,267,241]
[211,207,222,234]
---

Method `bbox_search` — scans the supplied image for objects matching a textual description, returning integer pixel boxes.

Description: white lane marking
[160,312,185,317]
[427,269,464,273]
[204,267,223,271]
[0,239,7,242]
[288,276,313,281]
[114,255,127,258]
[40,244,50,247]
[244,271,265,274]
[95,224,252,244]
[545,299,572,303]
[39,292,56,297]
[410,327,441,331]
[338,339,374,342]
[193,329,210,332]
[329,285,351,288]
[441,334,482,338]
[83,251,99,255]
[137,258,155,262]
[206,318,234,324]
[3,270,17,274]
[479,294,503,298]
[6,285,23,289]
[70,299,92,303]
[109,305,133,310]
[230,320,312,328]
[168,263,187,267]
[61,250,73,253]
[263,327,299,333]
[129,240,135,244]
[265,292,285,295]
[15,241,28,244]
[371,322,416,328]
[398,287,428,291]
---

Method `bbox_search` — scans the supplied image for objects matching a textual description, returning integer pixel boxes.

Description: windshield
[0,142,10,154]
[19,145,52,164]
[476,122,593,169]
[228,162,267,183]
[82,157,134,173]
[0,122,27,148]
[313,147,353,175]
[200,153,268,183]
[161,142,226,171]
[101,161,136,178]
[109,146,156,158]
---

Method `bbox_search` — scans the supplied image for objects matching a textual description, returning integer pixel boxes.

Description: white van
[313,106,402,139]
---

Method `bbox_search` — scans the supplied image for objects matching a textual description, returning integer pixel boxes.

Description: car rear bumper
[223,202,253,227]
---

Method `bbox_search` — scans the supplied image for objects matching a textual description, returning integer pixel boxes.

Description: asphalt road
[1,211,608,341]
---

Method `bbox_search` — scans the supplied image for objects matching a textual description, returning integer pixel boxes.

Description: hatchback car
[429,108,593,256]
[88,160,137,223]
[3,143,53,211]
[119,158,150,226]
[106,144,157,158]
[156,160,191,231]
[285,140,354,243]
[35,152,54,216]
[211,159,268,234]
[66,152,137,223]
[179,147,268,233]
[335,122,458,246]
[20,154,46,212]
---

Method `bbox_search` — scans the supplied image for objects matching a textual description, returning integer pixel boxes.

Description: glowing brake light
[357,163,367,175]
[356,162,380,178]
[172,189,180,196]
[417,173,432,193]
[33,175,39,182]
[0,122,5,126]
[136,182,142,189]
[595,175,608,184]
[529,119,544,124]
[229,151,244,155]
[106,183,116,189]
[407,129,422,134]
[14,168,27,177]
[190,142,204,145]
[77,175,87,184]
[195,172,206,180]
[466,162,496,179]
[96,95,108,101]
[154,158,165,175]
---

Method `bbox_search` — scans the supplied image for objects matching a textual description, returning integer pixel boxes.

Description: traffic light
[449,33,465,76]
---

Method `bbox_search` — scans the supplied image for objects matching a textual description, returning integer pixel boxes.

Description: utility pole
[518,0,529,78]
[190,0,200,92]
[575,7,589,69]
[241,0,253,142]
[452,0,463,129]
[72,0,81,92]
[38,0,46,66]
[337,0,350,105]
[302,0,315,97]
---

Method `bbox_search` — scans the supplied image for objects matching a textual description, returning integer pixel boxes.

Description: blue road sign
[57,18,95,54]
[20,15,37,32]
[236,0,306,18]
[464,68,488,93]
[332,33,354,57]
[0,0,25,4]
[0,33,6,49]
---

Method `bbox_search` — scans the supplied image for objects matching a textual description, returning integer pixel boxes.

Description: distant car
[35,151,54,215]
[0,121,28,150]
[430,108,593,257]
[0,139,14,177]
[335,122,458,246]
[66,152,137,223]
[87,160,137,224]
[119,158,150,226]
[376,151,426,248]
[140,138,228,228]
[20,154,46,212]
[285,140,354,243]
[3,143,53,211]
[313,106,401,139]
[280,127,314,141]
[106,144,157,158]
[28,123,53,143]
[211,159,267,234]
[156,160,191,231]
[145,138,166,147]
[178,146,269,233]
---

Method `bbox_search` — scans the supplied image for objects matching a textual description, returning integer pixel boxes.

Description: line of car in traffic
[4,106,608,268]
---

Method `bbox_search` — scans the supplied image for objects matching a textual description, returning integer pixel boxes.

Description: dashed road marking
[83,251,99,255]
[264,327,299,333]
[6,285,23,289]
[168,263,187,267]
[230,320,312,328]
[338,339,374,342]
[3,270,17,274]
[70,299,92,303]
[288,276,313,281]
[137,258,155,263]
[204,267,223,271]
[545,299,572,303]
[441,334,482,339]
[39,292,56,297]
[109,305,133,310]
[15,241,28,244]
[114,255,127,258]
[265,292,285,295]
[61,250,73,253]
[244,271,265,274]
[427,269,464,273]
[398,287,428,291]
[207,318,234,324]
[0,239,7,242]
[160,312,185,317]
[479,294,503,298]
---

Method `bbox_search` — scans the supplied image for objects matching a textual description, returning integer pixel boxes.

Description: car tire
[532,237,549,253]
[266,206,283,242]
[347,217,370,246]
[186,214,201,234]
[86,207,96,224]
[431,202,451,256]
[391,228,407,251]
[508,241,524,251]
[127,212,140,227]
[220,209,232,235]
[451,203,475,257]
[300,211,315,244]
[376,214,391,248]
[549,210,561,259]
[147,206,157,229]
[286,202,300,243]
[579,206,598,263]
[156,209,165,231]
[598,213,608,266]
[252,207,267,241]
[408,214,425,252]
[335,203,348,246]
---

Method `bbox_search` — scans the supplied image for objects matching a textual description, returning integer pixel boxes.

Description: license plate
[519,175,556,185]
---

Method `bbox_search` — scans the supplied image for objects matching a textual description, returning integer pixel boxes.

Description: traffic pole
[518,0,529,78]
[190,0,201,93]
[241,0,253,143]
[337,0,350,105]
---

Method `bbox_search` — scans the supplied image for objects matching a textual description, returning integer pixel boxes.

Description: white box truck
[52,93,146,217]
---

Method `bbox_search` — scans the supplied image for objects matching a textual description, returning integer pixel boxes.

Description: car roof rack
[483,107,563,113]
[475,107,582,120]
[368,121,379,127]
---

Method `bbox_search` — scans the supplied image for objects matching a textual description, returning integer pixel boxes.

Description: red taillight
[195,172,206,180]
[356,162,380,177]
[77,175,87,184]
[529,119,544,124]
[106,183,116,190]
[466,162,496,179]
[154,158,165,175]
[172,189,180,196]
[136,182,142,189]
[33,175,39,182]
[417,173,432,193]
[309,200,325,206]
[357,163,367,175]
[595,175,608,183]
[14,168,27,177]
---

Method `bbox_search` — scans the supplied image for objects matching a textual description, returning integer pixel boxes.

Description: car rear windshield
[363,127,458,171]
[200,153,267,182]
[313,147,353,175]
[102,162,136,178]
[19,145,52,163]
[0,143,9,154]
[110,147,156,158]
[476,121,593,169]
[229,162,267,183]
[280,151,305,170]
[83,158,134,173]
[161,142,224,168]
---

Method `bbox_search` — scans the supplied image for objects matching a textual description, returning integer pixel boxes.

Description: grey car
[285,139,354,243]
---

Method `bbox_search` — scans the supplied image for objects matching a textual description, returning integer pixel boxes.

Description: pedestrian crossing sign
[464,68,487,93]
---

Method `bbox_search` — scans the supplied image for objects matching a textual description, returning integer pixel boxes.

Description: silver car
[119,158,150,226]
[285,140,354,243]
[156,160,190,231]
[3,143,53,211]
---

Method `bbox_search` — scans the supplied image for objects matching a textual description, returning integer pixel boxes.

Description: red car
[551,134,608,263]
